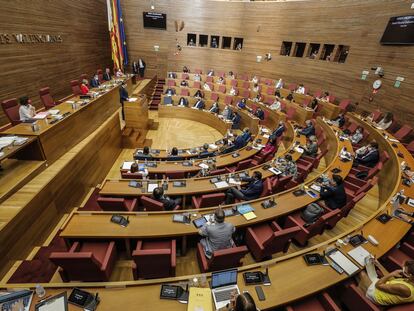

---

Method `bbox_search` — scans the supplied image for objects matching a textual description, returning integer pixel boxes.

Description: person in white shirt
[374,112,393,130]
[251,75,258,84]
[217,77,225,85]
[229,87,238,96]
[203,83,211,91]
[276,78,284,89]
[207,69,214,76]
[228,71,235,79]
[19,96,36,121]
[251,83,260,93]
[194,74,201,82]
[295,84,306,94]
[351,127,364,145]
[252,94,262,103]
[269,98,282,111]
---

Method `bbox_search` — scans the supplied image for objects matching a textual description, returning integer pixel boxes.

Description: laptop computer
[211,269,239,310]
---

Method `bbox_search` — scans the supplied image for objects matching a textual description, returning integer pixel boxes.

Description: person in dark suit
[90,74,100,88]
[270,121,285,140]
[225,171,264,204]
[119,82,129,119]
[319,174,347,210]
[231,112,241,129]
[193,98,205,110]
[165,88,176,96]
[167,147,183,161]
[138,58,146,78]
[103,68,112,81]
[132,61,139,74]
[254,107,265,120]
[234,134,246,149]
[194,89,203,98]
[178,97,188,107]
[222,104,233,120]
[309,97,319,111]
[199,143,213,158]
[134,146,153,160]
[331,113,346,128]
[303,135,318,157]
[209,102,219,113]
[240,128,252,143]
[152,187,181,211]
[286,91,294,101]
[354,142,379,167]
[299,120,316,137]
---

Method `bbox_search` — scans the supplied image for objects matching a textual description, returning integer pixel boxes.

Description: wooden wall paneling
[0,0,112,126]
[121,0,414,124]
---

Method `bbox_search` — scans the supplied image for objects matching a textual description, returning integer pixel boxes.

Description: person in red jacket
[80,79,89,95]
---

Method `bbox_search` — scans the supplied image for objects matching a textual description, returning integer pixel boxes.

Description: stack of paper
[214,181,229,189]
[122,161,135,170]
[187,287,212,311]
[347,246,372,267]
[208,144,218,150]
[13,136,28,146]
[228,178,241,185]
[148,183,159,193]
[199,163,209,169]
[328,249,359,275]
[294,146,304,153]
[33,112,48,119]
[48,109,60,115]
[128,97,138,102]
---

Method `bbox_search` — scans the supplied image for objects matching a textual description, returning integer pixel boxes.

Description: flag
[116,0,128,67]
[106,0,128,70]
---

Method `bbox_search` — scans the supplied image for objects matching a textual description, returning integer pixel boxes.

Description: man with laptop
[198,208,235,259]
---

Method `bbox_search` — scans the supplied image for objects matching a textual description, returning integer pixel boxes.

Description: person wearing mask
[276,78,284,89]
[374,112,393,130]
[231,111,241,129]
[303,135,318,157]
[309,97,319,111]
[199,208,235,258]
[225,171,264,204]
[80,79,90,95]
[119,82,129,119]
[222,104,233,120]
[276,154,298,178]
[299,120,316,137]
[18,96,35,122]
[229,86,238,96]
[209,102,219,114]
[178,97,188,107]
[319,174,347,210]
[182,66,189,73]
[90,74,100,88]
[165,88,176,96]
[220,292,257,311]
[194,73,201,81]
[217,77,225,85]
[138,58,146,78]
[355,141,379,167]
[295,84,306,94]
[236,98,247,110]
[351,127,364,145]
[134,146,153,160]
[180,80,188,87]
[358,260,414,306]
[285,91,294,101]
[269,98,282,111]
[203,82,212,91]
[152,187,181,211]
[270,121,285,140]
[194,89,203,98]
[103,68,112,81]
[193,98,205,110]
[331,113,346,128]
[254,107,265,120]
[207,69,214,76]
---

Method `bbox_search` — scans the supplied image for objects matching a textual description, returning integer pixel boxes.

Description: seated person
[193,98,205,110]
[241,128,252,143]
[295,84,305,94]
[218,138,234,154]
[218,292,257,311]
[90,74,100,88]
[374,112,393,130]
[331,113,346,128]
[167,147,183,161]
[18,96,35,122]
[115,68,124,77]
[276,154,298,178]
[167,72,177,79]
[299,120,316,137]
[129,162,139,174]
[152,187,181,211]
[308,97,318,111]
[207,69,214,76]
[180,80,188,87]
[209,102,219,114]
[177,97,188,107]
[285,91,294,101]
[217,77,225,84]
[163,96,173,105]
[270,121,285,139]
[269,98,282,111]
[203,83,212,91]
[303,135,318,157]
[103,68,112,81]
[211,38,218,48]
[165,87,176,96]
[229,86,238,96]
[188,39,195,46]
[275,89,281,98]
[350,127,364,145]
[194,73,201,81]
[199,208,235,258]
[251,75,258,84]
[234,134,247,149]
[252,94,262,103]
[199,143,214,158]
[236,98,247,109]
[194,89,203,98]
[319,174,347,209]
[276,78,284,89]
[228,71,235,79]
[231,112,241,129]
[254,107,265,120]
[259,137,277,156]
[251,83,260,93]
[222,104,233,120]
[134,146,153,160]
[320,91,330,101]
[354,141,379,167]
[358,259,414,307]
[182,66,189,73]
[225,171,264,204]
[80,79,90,95]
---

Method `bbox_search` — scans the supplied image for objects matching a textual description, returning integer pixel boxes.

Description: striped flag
[106,0,128,70]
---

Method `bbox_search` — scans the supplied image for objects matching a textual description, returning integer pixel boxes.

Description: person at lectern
[138,58,146,78]
[119,82,129,120]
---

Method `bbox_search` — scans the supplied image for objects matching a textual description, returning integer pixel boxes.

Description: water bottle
[35,284,46,298]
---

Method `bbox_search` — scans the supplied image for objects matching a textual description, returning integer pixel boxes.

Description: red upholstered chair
[313,90,323,98]
[252,150,274,166]
[181,73,189,80]
[206,76,213,83]
[246,221,301,261]
[264,79,272,86]
[346,122,358,134]
[180,89,189,96]
[218,85,226,93]
[266,87,275,95]
[39,87,57,110]
[371,110,383,123]
[288,83,297,91]
[217,71,225,77]
[302,98,311,107]
[141,196,181,211]
[405,140,414,155]
[196,243,248,273]
[286,107,296,120]
[271,175,292,193]
[195,69,202,74]
[224,96,233,105]
[340,192,366,218]
[241,89,250,98]
[230,80,238,87]
[97,69,104,82]
[340,283,381,311]
[242,81,250,89]
[327,95,336,103]
[1,98,21,125]
[339,99,351,112]
[239,74,249,81]
[70,80,81,95]
[192,193,226,209]
[97,197,138,212]
[121,172,143,179]
[209,168,227,176]
[394,125,413,141]
[132,239,176,279]
[80,73,88,81]
[286,291,341,311]
[225,159,253,173]
[260,178,273,198]
[264,96,273,105]
[167,80,176,87]
[193,81,201,89]
[49,241,117,282]
[164,171,186,179]
[381,242,414,272]
[210,92,219,101]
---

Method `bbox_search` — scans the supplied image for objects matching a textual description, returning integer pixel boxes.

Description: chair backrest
[167,80,176,87]
[260,178,273,197]
[80,73,88,81]
[327,95,336,103]
[198,193,226,208]
[210,93,219,101]
[287,83,297,91]
[71,80,81,95]
[208,246,248,272]
[394,125,413,141]
[97,69,103,82]
[265,79,272,86]
[239,74,248,81]
[97,197,128,211]
[195,69,202,74]
[339,99,351,112]
[406,140,414,153]
[231,80,237,87]
[313,90,322,98]
[371,110,382,123]
[209,168,227,175]
[302,98,311,107]
[164,171,186,179]
[141,196,164,211]
[236,159,252,171]
[1,98,21,125]
[193,81,201,89]
[181,73,189,80]
[322,209,342,229]
[224,96,233,105]
[39,87,55,109]
[218,85,226,93]
[180,89,189,96]
[286,107,296,120]
[266,87,275,95]
[241,90,250,98]
[273,175,292,193]
[346,122,358,133]
[264,226,301,254]
[381,150,390,164]
[242,81,250,89]
[206,76,213,83]
[217,71,225,77]
[132,247,172,279]
[121,172,142,179]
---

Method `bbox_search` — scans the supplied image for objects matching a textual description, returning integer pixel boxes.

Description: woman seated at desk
[373,112,393,130]
[251,75,259,84]
[80,79,90,95]
[251,83,260,93]
[269,98,282,111]
[180,80,188,87]
[308,97,319,111]
[217,77,225,84]
[19,96,36,122]
[178,97,189,107]
[350,127,364,145]
[194,89,204,98]
[236,98,247,109]
[258,137,277,156]
[228,71,235,79]
[275,154,298,178]
[183,66,189,73]
[209,102,220,114]
[302,135,318,157]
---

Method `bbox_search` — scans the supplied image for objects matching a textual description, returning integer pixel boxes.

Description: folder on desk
[327,249,359,275]
[214,181,229,189]
[243,211,257,221]
[187,287,213,311]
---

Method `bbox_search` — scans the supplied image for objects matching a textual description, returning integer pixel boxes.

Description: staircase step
[122,127,133,136]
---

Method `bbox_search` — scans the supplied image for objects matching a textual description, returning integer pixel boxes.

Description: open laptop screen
[211,269,238,289]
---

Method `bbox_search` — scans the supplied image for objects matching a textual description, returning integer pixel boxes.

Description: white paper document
[347,246,372,267]
[328,249,359,275]
[122,161,135,170]
[147,183,159,193]
[214,181,229,189]
[128,97,138,102]
[268,167,282,175]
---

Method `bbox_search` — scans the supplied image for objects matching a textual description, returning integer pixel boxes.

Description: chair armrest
[69,242,81,253]
[270,221,282,232]
[192,196,200,209]
[286,215,309,234]
[401,242,414,258]
[173,204,182,211]
[100,241,117,272]
[130,198,139,211]
[170,240,176,269]
[246,228,264,251]
[320,291,341,311]
[135,240,143,252]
